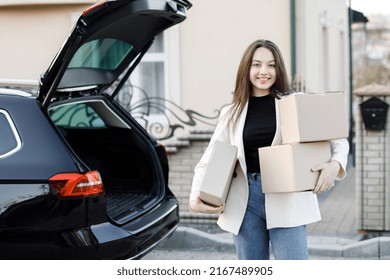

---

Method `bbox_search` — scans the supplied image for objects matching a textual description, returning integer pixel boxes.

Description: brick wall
[354,93,390,232]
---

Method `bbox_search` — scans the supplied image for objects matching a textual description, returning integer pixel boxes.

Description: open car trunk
[49,97,164,225]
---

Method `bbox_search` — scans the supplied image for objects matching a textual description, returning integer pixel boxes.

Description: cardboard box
[199,141,238,206]
[279,92,348,144]
[258,142,331,193]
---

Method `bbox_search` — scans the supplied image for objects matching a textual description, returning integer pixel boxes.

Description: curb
[161,227,236,253]
[159,226,390,259]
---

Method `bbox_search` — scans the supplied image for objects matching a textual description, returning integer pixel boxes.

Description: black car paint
[0,0,191,259]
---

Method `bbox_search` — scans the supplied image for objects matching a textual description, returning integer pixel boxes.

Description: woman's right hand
[189,195,224,214]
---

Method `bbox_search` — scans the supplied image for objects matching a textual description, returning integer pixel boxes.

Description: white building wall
[179,0,291,120]
[0,0,350,129]
[0,2,95,80]
[296,0,349,93]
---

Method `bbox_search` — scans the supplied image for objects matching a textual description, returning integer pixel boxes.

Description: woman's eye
[268,64,275,68]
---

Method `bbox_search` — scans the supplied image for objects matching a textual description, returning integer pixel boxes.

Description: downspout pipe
[290,0,297,82]
[348,4,354,164]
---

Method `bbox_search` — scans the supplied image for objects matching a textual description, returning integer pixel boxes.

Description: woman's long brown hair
[226,39,291,129]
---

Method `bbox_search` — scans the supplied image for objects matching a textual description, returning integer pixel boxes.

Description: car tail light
[82,2,105,16]
[49,170,104,198]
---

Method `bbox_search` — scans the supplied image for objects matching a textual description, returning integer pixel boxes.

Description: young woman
[189,39,349,260]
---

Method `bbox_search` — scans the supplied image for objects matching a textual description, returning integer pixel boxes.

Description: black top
[243,94,276,173]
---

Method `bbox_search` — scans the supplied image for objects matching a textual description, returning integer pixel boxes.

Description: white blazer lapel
[271,97,282,146]
[231,101,249,175]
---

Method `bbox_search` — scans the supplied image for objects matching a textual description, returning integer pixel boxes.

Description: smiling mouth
[258,77,269,82]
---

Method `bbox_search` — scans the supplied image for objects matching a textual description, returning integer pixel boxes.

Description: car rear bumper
[0,197,179,260]
[94,197,180,260]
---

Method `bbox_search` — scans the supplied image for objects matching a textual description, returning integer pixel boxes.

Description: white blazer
[190,95,349,235]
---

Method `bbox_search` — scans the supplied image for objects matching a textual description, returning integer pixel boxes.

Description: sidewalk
[144,164,390,260]
[307,165,358,237]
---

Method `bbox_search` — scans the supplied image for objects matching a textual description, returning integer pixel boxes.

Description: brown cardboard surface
[279,92,348,144]
[259,142,331,193]
[199,141,238,206]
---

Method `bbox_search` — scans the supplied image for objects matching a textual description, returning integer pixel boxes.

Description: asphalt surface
[143,164,390,260]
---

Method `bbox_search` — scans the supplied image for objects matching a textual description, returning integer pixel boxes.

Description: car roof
[37,0,191,109]
[0,88,33,97]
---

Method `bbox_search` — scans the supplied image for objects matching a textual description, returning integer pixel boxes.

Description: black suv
[0,0,191,260]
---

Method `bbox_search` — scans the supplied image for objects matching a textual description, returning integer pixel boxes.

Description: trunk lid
[37,0,191,108]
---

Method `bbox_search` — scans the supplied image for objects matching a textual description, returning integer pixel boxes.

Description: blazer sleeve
[189,106,232,201]
[330,138,349,180]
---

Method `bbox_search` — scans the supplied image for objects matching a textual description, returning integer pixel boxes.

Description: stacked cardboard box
[259,92,348,193]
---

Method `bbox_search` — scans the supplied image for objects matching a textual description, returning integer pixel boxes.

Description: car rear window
[0,109,22,158]
[49,103,106,128]
[68,38,133,71]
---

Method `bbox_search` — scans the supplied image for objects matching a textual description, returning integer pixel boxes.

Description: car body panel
[0,94,80,179]
[0,0,191,259]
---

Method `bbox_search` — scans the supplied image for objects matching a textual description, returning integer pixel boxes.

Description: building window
[130,33,166,115]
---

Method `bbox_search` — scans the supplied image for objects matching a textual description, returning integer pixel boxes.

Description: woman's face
[249,47,277,97]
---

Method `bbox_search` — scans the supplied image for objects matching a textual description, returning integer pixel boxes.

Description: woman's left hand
[311,160,341,193]
[189,195,225,214]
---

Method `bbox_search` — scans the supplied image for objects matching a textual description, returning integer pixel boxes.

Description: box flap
[259,145,294,193]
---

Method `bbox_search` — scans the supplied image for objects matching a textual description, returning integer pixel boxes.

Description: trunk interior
[50,99,163,225]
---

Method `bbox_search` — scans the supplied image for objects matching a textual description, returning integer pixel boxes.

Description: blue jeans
[233,172,308,260]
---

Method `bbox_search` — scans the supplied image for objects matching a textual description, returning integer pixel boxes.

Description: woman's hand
[311,160,341,193]
[189,195,224,214]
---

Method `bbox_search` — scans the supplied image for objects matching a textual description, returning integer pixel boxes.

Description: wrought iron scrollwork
[115,82,221,140]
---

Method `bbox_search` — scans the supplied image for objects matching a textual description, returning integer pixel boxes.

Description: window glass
[0,110,21,158]
[137,61,165,114]
[49,103,106,128]
[68,39,134,70]
[148,34,164,52]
